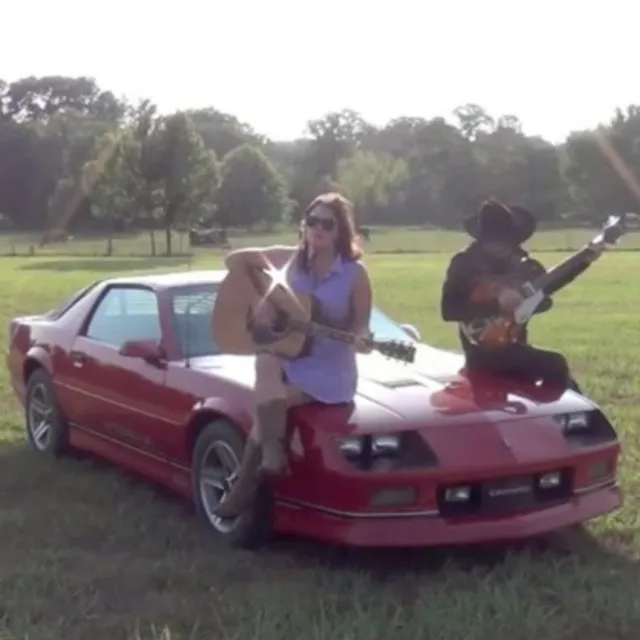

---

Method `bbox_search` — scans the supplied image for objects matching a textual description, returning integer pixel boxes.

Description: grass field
[1,244,639,639]
[3,223,640,257]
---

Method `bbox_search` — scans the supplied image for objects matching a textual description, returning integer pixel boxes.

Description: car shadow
[18,257,193,273]
[2,438,635,607]
[264,523,607,576]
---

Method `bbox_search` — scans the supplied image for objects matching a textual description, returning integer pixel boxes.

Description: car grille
[437,469,573,518]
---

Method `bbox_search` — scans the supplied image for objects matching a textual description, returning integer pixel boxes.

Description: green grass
[1,251,640,639]
[3,225,640,257]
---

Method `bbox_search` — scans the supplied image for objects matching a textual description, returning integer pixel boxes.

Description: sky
[3,0,638,143]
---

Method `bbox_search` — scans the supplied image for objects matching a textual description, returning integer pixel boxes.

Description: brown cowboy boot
[257,398,289,475]
[213,438,262,518]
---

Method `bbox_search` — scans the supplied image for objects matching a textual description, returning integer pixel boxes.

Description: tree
[154,112,219,254]
[400,117,477,226]
[3,75,124,123]
[2,72,640,247]
[216,144,290,230]
[336,151,408,223]
[82,131,134,254]
[453,103,495,140]
[185,108,266,158]
[563,108,640,221]
[120,100,165,255]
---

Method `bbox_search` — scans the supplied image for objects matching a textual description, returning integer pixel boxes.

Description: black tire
[25,368,69,457]
[192,419,273,549]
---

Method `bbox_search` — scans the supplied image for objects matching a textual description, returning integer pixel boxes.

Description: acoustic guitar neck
[287,318,366,347]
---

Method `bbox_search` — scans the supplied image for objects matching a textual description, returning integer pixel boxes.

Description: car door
[66,284,170,459]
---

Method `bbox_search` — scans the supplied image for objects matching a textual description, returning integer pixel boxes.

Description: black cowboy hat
[463,199,536,245]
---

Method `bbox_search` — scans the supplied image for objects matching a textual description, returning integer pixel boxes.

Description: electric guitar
[459,214,627,347]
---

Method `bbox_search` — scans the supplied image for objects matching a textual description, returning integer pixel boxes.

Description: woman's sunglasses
[306,215,336,232]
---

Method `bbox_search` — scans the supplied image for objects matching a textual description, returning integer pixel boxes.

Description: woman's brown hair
[299,192,363,268]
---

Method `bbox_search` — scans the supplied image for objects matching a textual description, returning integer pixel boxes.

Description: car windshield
[170,283,415,359]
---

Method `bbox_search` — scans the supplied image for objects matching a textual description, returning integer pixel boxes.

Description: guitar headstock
[594,214,628,246]
[375,339,417,364]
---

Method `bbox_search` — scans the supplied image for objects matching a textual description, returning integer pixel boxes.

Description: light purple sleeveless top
[283,255,359,404]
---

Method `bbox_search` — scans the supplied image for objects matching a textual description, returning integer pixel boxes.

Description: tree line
[1,75,639,254]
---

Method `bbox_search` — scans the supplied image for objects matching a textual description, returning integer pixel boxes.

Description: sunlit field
[3,224,640,257]
[1,246,639,640]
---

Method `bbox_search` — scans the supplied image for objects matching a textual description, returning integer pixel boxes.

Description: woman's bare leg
[214,353,306,518]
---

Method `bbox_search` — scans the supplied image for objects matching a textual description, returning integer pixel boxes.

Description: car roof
[104,270,227,290]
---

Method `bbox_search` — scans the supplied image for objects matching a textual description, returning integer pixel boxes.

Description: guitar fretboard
[531,221,623,293]
[531,245,594,293]
[288,319,360,346]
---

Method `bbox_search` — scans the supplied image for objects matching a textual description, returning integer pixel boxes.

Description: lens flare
[252,251,305,315]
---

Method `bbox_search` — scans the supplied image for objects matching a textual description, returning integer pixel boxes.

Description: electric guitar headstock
[593,213,628,247]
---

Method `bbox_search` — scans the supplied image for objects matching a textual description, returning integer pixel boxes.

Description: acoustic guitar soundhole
[272,309,290,333]
[247,308,292,346]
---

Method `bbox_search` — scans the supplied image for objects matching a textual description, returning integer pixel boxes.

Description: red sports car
[7,271,622,549]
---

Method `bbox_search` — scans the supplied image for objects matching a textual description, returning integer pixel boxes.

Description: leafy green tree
[2,72,640,246]
[185,107,266,158]
[216,144,290,230]
[120,100,166,255]
[154,112,219,254]
[82,131,134,254]
[336,151,408,223]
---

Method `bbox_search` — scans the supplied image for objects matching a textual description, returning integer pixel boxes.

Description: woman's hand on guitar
[355,331,374,354]
[497,288,524,312]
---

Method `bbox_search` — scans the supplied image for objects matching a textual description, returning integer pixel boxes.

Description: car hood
[189,344,596,432]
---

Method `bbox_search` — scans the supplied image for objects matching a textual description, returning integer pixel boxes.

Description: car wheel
[25,368,69,457]
[192,419,273,549]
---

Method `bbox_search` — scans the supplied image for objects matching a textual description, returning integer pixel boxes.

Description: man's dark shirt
[440,241,591,354]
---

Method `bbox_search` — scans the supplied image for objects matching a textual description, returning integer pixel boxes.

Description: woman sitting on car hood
[214,192,374,519]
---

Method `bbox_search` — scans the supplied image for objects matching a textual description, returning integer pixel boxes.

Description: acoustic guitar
[212,265,416,363]
[459,214,627,347]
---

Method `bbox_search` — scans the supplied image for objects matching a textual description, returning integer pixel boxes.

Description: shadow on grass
[1,437,636,600]
[265,520,622,578]
[18,257,193,273]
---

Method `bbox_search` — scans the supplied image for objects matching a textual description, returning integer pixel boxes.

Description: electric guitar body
[460,214,627,348]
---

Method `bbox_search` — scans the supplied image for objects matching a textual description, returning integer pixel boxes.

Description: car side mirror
[400,323,421,342]
[119,339,165,366]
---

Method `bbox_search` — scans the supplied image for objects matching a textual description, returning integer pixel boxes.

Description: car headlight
[554,411,590,432]
[553,409,619,446]
[338,434,400,457]
[336,432,439,471]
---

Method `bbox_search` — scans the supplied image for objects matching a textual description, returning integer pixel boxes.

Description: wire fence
[0,226,637,258]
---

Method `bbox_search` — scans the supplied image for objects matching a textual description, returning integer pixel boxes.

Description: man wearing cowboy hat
[440,199,604,391]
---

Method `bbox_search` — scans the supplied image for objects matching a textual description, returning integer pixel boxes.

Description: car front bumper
[274,480,621,547]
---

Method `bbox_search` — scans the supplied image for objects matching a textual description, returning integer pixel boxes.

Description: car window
[171,285,220,358]
[85,287,162,348]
